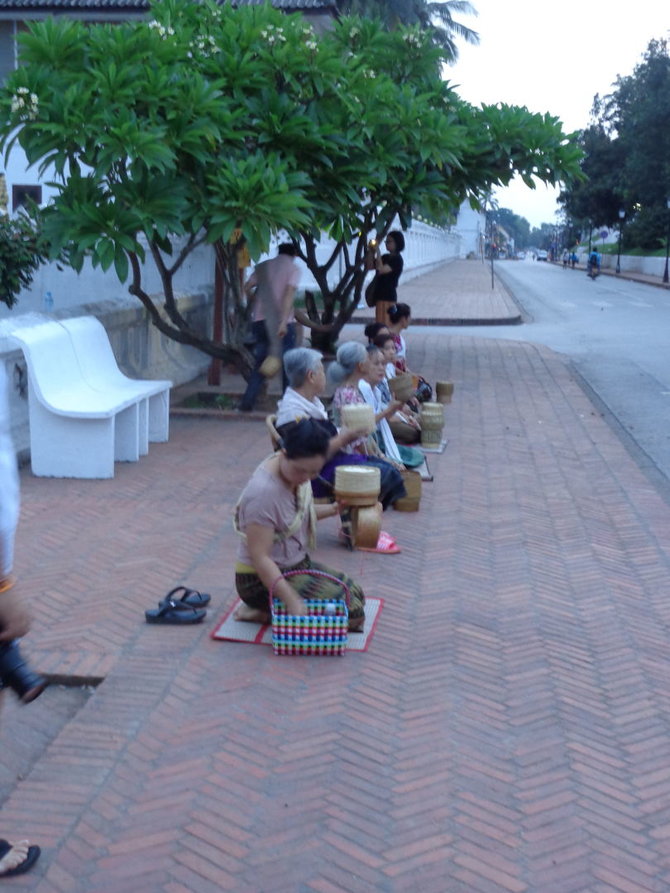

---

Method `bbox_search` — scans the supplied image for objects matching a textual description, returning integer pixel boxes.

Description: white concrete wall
[576,250,667,278]
[455,203,485,258]
[0,232,217,319]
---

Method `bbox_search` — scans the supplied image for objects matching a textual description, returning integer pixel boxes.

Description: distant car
[516,251,526,260]
[536,250,548,261]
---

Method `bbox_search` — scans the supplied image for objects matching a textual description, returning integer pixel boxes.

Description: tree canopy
[336,0,479,61]
[559,38,670,251]
[0,0,582,362]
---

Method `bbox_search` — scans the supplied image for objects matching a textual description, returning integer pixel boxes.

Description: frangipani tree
[0,0,582,364]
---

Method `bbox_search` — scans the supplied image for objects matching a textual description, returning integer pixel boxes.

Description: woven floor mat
[211,597,383,652]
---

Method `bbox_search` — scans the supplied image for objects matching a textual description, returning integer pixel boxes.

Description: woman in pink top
[234,419,365,629]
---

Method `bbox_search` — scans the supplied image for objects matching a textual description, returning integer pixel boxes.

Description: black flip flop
[162,586,211,609]
[0,843,40,877]
[145,600,206,624]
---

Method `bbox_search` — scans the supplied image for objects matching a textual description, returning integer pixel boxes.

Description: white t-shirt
[0,366,19,577]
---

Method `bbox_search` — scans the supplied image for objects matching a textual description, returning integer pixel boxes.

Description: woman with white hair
[276,347,406,510]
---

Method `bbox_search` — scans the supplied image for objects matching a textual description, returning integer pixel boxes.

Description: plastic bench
[58,317,171,455]
[11,318,172,479]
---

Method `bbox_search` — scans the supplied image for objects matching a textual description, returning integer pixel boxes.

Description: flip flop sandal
[162,586,211,609]
[0,843,40,877]
[145,600,206,624]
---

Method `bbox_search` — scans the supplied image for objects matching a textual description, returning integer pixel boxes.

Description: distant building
[455,203,485,258]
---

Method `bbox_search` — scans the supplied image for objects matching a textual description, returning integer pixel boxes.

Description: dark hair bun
[282,418,330,459]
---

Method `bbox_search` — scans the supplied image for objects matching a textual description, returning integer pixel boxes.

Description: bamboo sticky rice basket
[420,402,445,447]
[341,404,376,435]
[334,465,380,506]
[388,372,414,402]
[435,381,454,404]
[393,469,422,512]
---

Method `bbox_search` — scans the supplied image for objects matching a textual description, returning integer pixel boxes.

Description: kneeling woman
[234,419,365,630]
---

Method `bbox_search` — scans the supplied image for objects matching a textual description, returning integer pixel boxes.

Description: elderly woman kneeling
[234,419,365,630]
[276,347,406,509]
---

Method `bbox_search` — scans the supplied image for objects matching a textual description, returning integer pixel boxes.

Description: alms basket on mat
[270,569,349,656]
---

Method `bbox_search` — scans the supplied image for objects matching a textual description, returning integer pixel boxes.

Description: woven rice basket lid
[334,464,380,496]
[420,402,445,424]
[341,404,375,434]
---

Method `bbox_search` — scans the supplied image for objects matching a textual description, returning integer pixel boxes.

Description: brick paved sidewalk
[353,258,522,325]
[4,266,670,891]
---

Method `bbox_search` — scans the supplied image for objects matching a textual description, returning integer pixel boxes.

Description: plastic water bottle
[43,291,54,312]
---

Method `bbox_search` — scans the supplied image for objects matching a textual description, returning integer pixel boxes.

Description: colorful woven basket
[270,569,349,656]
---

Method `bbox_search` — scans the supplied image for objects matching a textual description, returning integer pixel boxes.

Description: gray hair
[327,341,367,387]
[283,347,324,388]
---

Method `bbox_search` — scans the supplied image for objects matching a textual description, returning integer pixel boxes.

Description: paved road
[430,259,670,491]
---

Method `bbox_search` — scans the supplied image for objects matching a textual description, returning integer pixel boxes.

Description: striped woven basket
[270,569,350,656]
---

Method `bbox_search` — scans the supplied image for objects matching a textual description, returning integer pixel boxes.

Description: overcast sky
[445,0,670,228]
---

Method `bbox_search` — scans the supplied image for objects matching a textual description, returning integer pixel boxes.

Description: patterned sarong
[235,555,365,626]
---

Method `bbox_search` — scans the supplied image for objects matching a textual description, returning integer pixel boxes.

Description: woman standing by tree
[367,231,405,325]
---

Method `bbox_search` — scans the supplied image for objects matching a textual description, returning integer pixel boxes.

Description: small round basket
[334,465,381,506]
[420,402,445,447]
[393,469,422,512]
[435,381,454,404]
[351,503,382,548]
[259,355,282,379]
[388,372,414,403]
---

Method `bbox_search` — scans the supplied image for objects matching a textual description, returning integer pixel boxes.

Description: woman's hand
[276,582,309,616]
[246,523,308,615]
[340,426,368,445]
[0,586,31,642]
[316,502,340,521]
[378,400,403,422]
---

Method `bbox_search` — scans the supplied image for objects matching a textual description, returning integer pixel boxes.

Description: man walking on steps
[238,243,301,412]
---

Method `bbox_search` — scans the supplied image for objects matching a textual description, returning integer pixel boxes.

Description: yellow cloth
[230,228,250,270]
[234,562,257,575]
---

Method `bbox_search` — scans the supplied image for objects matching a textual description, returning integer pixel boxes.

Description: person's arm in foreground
[245,523,308,615]
[0,579,30,643]
[277,284,297,338]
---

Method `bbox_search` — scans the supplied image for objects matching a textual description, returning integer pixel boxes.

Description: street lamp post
[489,216,495,290]
[663,198,670,285]
[616,208,625,274]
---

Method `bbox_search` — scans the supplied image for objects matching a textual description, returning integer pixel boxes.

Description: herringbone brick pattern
[353,258,522,324]
[3,305,670,890]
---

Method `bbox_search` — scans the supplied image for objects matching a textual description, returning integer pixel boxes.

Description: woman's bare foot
[0,839,40,877]
[234,603,270,624]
